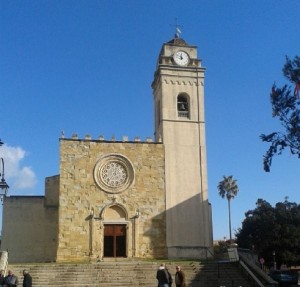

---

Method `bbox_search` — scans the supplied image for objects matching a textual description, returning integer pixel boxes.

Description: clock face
[173,51,189,66]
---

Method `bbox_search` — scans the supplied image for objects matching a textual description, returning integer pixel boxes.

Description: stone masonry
[56,138,166,262]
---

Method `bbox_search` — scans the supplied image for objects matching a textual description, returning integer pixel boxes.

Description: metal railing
[178,111,189,118]
[238,248,278,287]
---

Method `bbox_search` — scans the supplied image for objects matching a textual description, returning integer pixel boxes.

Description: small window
[177,95,189,118]
[157,100,161,124]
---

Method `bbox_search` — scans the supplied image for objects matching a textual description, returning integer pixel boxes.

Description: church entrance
[103,224,127,257]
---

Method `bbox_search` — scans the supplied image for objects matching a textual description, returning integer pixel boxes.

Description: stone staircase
[8,260,253,287]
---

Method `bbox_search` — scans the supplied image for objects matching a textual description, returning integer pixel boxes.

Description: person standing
[0,269,5,287]
[156,263,169,287]
[22,270,32,287]
[175,266,186,287]
[165,267,173,287]
[259,257,265,271]
[4,270,19,287]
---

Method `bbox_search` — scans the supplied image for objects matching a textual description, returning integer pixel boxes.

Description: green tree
[260,56,300,172]
[217,175,239,242]
[236,199,278,259]
[236,198,300,266]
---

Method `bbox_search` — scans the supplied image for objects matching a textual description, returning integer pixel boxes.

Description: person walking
[22,270,32,287]
[156,263,169,287]
[175,266,186,287]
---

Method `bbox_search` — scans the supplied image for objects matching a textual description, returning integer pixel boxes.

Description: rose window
[94,154,134,193]
[101,162,127,187]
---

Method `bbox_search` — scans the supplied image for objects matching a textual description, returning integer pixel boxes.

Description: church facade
[1,35,213,263]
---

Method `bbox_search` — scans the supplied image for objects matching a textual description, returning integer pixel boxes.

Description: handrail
[240,260,265,287]
[204,246,214,259]
[238,249,278,287]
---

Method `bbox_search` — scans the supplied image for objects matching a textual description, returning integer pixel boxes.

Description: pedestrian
[4,270,18,287]
[165,267,173,287]
[259,257,265,271]
[175,265,186,287]
[0,269,5,287]
[156,263,169,287]
[22,270,32,287]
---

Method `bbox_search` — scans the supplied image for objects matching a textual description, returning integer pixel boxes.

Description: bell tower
[152,34,213,258]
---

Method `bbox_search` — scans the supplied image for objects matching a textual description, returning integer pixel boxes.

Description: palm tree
[217,175,239,242]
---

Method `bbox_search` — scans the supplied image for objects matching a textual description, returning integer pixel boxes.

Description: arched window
[177,94,189,118]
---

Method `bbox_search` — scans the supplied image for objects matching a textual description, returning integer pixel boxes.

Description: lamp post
[272,251,276,270]
[0,140,9,200]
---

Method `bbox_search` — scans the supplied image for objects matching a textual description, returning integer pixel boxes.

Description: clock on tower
[152,33,213,259]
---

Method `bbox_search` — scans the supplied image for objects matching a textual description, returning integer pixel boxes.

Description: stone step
[8,260,254,287]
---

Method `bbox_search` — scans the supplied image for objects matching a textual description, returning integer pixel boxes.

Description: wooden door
[104,224,126,257]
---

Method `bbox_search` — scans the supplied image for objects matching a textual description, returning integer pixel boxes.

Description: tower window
[157,100,161,124]
[177,95,189,118]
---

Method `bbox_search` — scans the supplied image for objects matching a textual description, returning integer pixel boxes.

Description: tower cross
[170,18,183,38]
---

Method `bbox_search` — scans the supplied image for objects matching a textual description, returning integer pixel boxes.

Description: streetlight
[0,140,9,200]
[272,251,276,270]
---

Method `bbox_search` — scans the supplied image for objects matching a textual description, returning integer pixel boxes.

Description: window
[157,100,161,124]
[177,95,189,118]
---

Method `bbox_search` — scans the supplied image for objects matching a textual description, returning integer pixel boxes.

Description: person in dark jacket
[156,263,169,287]
[22,270,32,287]
[165,267,173,287]
[175,266,186,287]
[0,269,5,287]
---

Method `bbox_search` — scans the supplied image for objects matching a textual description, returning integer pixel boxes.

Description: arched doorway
[104,224,126,257]
[102,205,127,258]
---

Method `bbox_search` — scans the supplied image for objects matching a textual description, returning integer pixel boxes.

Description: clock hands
[173,51,189,66]
[176,53,183,60]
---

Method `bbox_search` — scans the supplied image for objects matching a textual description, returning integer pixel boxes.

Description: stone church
[1,34,213,263]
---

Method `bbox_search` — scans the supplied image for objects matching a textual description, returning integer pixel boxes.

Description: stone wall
[1,195,58,263]
[45,175,60,207]
[56,138,166,262]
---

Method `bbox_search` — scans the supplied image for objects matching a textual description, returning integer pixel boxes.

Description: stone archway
[102,204,128,258]
[104,204,127,220]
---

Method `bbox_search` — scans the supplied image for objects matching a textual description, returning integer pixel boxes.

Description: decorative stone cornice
[163,79,202,86]
[59,134,161,143]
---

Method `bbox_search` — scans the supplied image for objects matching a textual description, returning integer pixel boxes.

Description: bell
[179,103,186,111]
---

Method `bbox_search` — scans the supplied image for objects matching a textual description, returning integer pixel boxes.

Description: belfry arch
[177,93,190,118]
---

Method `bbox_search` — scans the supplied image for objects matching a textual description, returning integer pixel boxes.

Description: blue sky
[0,0,299,240]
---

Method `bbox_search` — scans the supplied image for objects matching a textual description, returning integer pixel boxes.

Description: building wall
[56,138,166,262]
[152,40,213,258]
[1,193,58,263]
[45,175,60,207]
[1,36,213,263]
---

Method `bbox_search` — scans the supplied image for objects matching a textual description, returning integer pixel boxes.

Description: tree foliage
[236,198,300,266]
[260,56,300,172]
[218,175,239,241]
[217,175,239,201]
